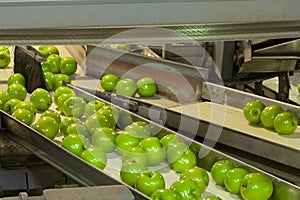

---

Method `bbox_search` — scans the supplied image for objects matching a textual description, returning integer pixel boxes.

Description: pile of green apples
[100,73,157,98]
[210,159,273,200]
[243,100,298,135]
[38,45,78,91]
[0,46,11,68]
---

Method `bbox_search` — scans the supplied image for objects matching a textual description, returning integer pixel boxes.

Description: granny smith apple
[135,171,165,197]
[115,78,137,97]
[0,50,10,68]
[122,146,147,164]
[12,101,36,115]
[272,180,300,200]
[151,189,180,200]
[260,104,284,129]
[44,72,55,91]
[166,142,189,163]
[85,113,112,134]
[8,73,26,86]
[33,116,59,140]
[56,92,75,111]
[115,131,141,155]
[117,44,131,51]
[61,134,85,156]
[84,100,106,118]
[62,96,86,118]
[59,117,82,137]
[170,147,197,173]
[240,172,273,200]
[12,108,35,126]
[65,122,88,137]
[160,133,183,147]
[243,100,266,124]
[0,46,10,54]
[274,112,298,135]
[0,90,9,110]
[211,159,235,186]
[95,107,117,128]
[42,109,61,124]
[3,98,22,114]
[137,77,157,97]
[80,147,107,170]
[60,56,77,75]
[100,73,119,92]
[124,121,150,139]
[202,196,222,200]
[139,137,166,166]
[92,127,117,153]
[54,86,75,105]
[224,167,249,194]
[170,179,202,200]
[46,54,61,73]
[30,88,52,111]
[53,73,71,90]
[120,158,148,187]
[38,45,59,58]
[41,62,51,72]
[180,167,209,193]
[7,83,27,101]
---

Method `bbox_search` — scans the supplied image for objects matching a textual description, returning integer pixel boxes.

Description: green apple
[243,100,266,124]
[211,159,235,186]
[169,146,197,173]
[85,112,112,134]
[38,45,59,58]
[41,62,51,72]
[151,189,180,200]
[65,122,88,137]
[95,107,117,128]
[80,147,107,170]
[46,54,61,73]
[3,98,22,114]
[56,92,75,111]
[60,56,77,75]
[202,196,222,200]
[224,167,249,195]
[240,172,273,200]
[42,109,61,124]
[7,83,27,101]
[8,73,26,86]
[124,121,150,139]
[53,73,71,90]
[92,127,117,153]
[59,117,82,137]
[84,100,106,118]
[260,104,284,129]
[115,131,141,155]
[170,179,202,200]
[0,50,10,68]
[274,112,298,135]
[54,86,75,105]
[120,158,148,187]
[33,116,59,140]
[189,141,201,157]
[62,96,86,118]
[166,142,189,163]
[160,133,182,147]
[115,78,137,97]
[61,134,85,156]
[135,171,165,197]
[30,88,52,111]
[137,77,157,97]
[12,101,36,115]
[180,167,209,193]
[100,73,119,92]
[139,137,166,166]
[44,72,55,91]
[12,108,35,126]
[0,90,9,110]
[122,146,147,164]
[0,46,10,54]
[272,180,300,200]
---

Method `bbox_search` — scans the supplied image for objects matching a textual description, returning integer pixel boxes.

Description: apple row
[243,100,298,135]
